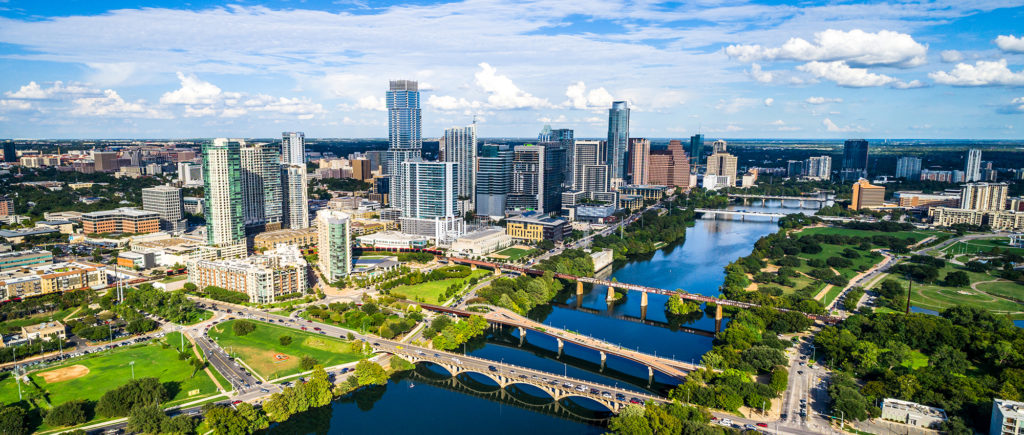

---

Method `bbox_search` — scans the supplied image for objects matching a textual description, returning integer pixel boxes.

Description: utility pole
[904,274,912,315]
[130,361,136,379]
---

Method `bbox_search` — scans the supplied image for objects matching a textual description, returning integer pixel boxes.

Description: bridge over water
[727,192,833,209]
[694,208,786,221]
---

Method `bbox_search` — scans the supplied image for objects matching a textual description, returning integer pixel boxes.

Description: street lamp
[129,361,136,379]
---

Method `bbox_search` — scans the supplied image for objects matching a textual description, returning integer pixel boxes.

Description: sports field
[390,269,490,303]
[491,246,531,262]
[207,320,363,380]
[941,238,1024,257]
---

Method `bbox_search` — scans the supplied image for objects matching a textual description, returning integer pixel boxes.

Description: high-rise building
[549,129,574,188]
[841,139,869,180]
[281,164,309,229]
[476,144,512,218]
[712,139,727,154]
[706,151,739,186]
[851,179,885,210]
[689,134,705,168]
[351,158,372,181]
[142,185,186,233]
[627,138,650,185]
[203,139,245,247]
[281,132,305,165]
[965,149,982,182]
[582,165,610,196]
[991,399,1024,435]
[316,210,352,282]
[443,122,478,206]
[508,145,544,212]
[606,101,630,182]
[647,140,690,188]
[399,161,459,219]
[2,142,15,163]
[177,162,203,186]
[960,182,1008,211]
[240,143,283,233]
[573,140,603,191]
[896,156,922,180]
[787,161,804,178]
[805,156,832,180]
[93,151,119,172]
[385,80,422,213]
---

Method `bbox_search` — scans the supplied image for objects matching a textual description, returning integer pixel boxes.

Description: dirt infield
[38,364,90,383]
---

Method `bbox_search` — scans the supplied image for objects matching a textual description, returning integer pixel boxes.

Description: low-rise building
[187,245,307,304]
[928,207,984,226]
[0,227,60,244]
[0,196,12,217]
[0,262,107,301]
[894,191,960,208]
[253,227,319,250]
[881,398,947,429]
[355,231,430,249]
[505,214,570,242]
[619,184,671,201]
[43,211,83,222]
[451,228,514,255]
[22,321,66,341]
[117,251,157,270]
[0,249,54,271]
[572,205,618,224]
[82,207,160,235]
[618,194,643,211]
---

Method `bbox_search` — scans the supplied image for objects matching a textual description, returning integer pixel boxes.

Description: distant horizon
[5,137,1024,144]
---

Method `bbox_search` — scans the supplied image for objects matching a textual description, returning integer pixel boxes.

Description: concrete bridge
[373,340,669,413]
[727,193,833,208]
[452,258,841,325]
[549,301,718,338]
[694,208,786,221]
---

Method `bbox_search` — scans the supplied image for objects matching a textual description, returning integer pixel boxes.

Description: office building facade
[476,144,512,218]
[82,208,161,234]
[281,164,309,229]
[507,144,565,213]
[628,138,650,185]
[142,185,186,233]
[647,140,690,188]
[689,134,705,167]
[895,156,922,179]
[606,101,630,182]
[203,138,245,247]
[573,141,603,191]
[2,142,14,163]
[806,156,832,180]
[281,131,305,165]
[240,143,283,233]
[399,161,459,219]
[706,152,738,186]
[443,123,478,207]
[385,80,422,213]
[851,179,885,210]
[316,210,352,282]
[841,139,869,180]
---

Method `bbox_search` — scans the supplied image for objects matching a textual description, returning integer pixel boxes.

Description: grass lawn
[19,332,218,408]
[207,320,363,380]
[941,238,1024,257]
[794,243,885,279]
[159,275,188,284]
[901,350,929,369]
[491,247,531,262]
[390,269,490,303]
[0,308,76,331]
[821,284,845,307]
[907,264,1024,315]
[797,227,939,243]
[976,280,1024,302]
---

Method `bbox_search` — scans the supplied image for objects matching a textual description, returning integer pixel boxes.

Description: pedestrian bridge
[372,340,669,413]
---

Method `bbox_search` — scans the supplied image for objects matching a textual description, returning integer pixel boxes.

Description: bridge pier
[606,286,616,302]
[715,304,724,333]
[576,281,583,295]
[518,327,526,346]
[493,267,501,277]
[557,338,564,356]
[471,263,477,271]
[648,366,654,386]
[640,304,647,320]
[640,291,648,308]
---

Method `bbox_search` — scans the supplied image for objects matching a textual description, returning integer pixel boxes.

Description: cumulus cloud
[564,81,613,110]
[725,29,928,68]
[929,60,1024,86]
[71,89,170,118]
[0,99,34,110]
[159,72,323,118]
[822,118,864,132]
[940,50,964,63]
[995,35,1024,53]
[714,97,761,113]
[748,64,774,83]
[805,97,842,104]
[1000,96,1024,113]
[763,98,774,106]
[5,81,99,99]
[426,95,479,111]
[160,72,225,105]
[797,61,918,88]
[474,63,551,109]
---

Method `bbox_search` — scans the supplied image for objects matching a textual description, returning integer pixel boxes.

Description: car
[719,418,733,426]
[589,388,599,394]
[744,424,756,430]
[602,392,612,398]
[313,327,321,331]
[629,398,642,404]
[301,327,307,330]
[798,370,804,374]
[756,423,768,428]
[488,365,497,372]
[231,400,242,405]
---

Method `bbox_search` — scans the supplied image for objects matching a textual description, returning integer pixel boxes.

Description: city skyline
[0,0,1021,139]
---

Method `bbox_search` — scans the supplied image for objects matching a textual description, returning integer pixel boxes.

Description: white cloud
[160,72,223,105]
[474,63,551,109]
[71,89,170,118]
[563,81,613,109]
[763,98,774,106]
[822,118,863,132]
[426,95,479,111]
[930,59,1024,86]
[5,81,98,99]
[1003,96,1024,113]
[995,35,1024,53]
[715,97,761,113]
[797,61,918,88]
[805,97,842,104]
[939,50,964,63]
[0,99,33,110]
[538,115,568,123]
[748,64,773,83]
[725,29,928,68]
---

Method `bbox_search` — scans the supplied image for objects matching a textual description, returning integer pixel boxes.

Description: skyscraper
[508,145,545,212]
[712,139,727,154]
[203,139,244,247]
[476,144,512,218]
[628,138,650,185]
[689,134,705,167]
[647,140,690,188]
[896,156,922,180]
[281,164,309,229]
[443,122,478,207]
[142,185,186,233]
[281,132,305,165]
[606,101,630,182]
[706,151,739,186]
[549,128,574,188]
[960,182,1008,211]
[573,141,603,191]
[240,143,283,233]
[385,80,422,212]
[841,139,869,180]
[805,156,832,180]
[2,142,15,162]
[316,210,351,282]
[400,161,459,219]
[965,149,982,182]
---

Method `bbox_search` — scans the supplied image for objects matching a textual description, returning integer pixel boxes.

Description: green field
[901,350,929,370]
[793,243,885,279]
[0,332,220,410]
[908,264,1024,316]
[207,320,364,380]
[821,284,845,307]
[390,269,490,303]
[976,280,1024,302]
[491,247,531,262]
[941,238,1024,256]
[159,275,188,284]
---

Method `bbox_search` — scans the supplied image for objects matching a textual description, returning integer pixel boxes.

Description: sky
[0,0,1023,139]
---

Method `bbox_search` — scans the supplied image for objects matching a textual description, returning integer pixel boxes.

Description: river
[272,201,808,434]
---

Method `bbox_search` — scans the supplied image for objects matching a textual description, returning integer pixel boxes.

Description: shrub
[279,335,292,346]
[300,355,318,371]
[233,320,256,336]
[43,400,89,427]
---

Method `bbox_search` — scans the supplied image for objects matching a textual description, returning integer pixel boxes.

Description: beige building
[0,262,107,301]
[851,179,885,210]
[705,152,738,186]
[928,207,984,226]
[881,398,947,429]
[451,228,514,255]
[22,321,66,341]
[894,191,960,208]
[187,245,307,304]
[960,182,1008,211]
[253,227,319,250]
[647,140,690,189]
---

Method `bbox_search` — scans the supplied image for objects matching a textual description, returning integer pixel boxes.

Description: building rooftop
[0,249,52,259]
[0,227,59,238]
[23,321,65,334]
[995,398,1024,419]
[506,214,567,225]
[882,398,947,419]
[357,231,430,242]
[82,207,159,219]
[456,228,506,241]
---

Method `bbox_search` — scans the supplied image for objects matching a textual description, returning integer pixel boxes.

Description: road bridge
[694,208,786,221]
[727,193,832,208]
[373,340,669,413]
[450,258,841,325]
[548,302,718,338]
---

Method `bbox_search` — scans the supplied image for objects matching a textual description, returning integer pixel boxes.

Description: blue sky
[0,0,1023,139]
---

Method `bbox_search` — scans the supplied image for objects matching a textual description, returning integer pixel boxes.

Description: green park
[389,269,490,303]
[207,319,364,380]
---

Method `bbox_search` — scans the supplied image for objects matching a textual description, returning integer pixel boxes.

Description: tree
[232,320,256,336]
[390,356,415,372]
[279,335,293,346]
[126,404,167,434]
[607,404,652,435]
[183,282,197,292]
[355,360,389,386]
[770,367,789,392]
[931,345,968,375]
[300,355,318,371]
[96,377,168,417]
[943,271,970,288]
[43,400,89,427]
[161,415,197,435]
[0,406,28,435]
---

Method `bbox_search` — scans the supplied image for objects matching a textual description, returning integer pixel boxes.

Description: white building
[806,156,832,180]
[316,210,352,282]
[992,399,1024,435]
[880,398,947,429]
[141,185,186,233]
[443,123,477,210]
[282,164,309,229]
[281,131,305,165]
[965,148,982,182]
[187,244,307,304]
[240,143,283,232]
[203,138,245,247]
[356,231,430,249]
[451,227,513,255]
[177,162,203,187]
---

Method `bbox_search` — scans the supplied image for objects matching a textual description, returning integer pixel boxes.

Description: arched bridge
[448,257,841,324]
[371,340,668,413]
[694,208,786,220]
